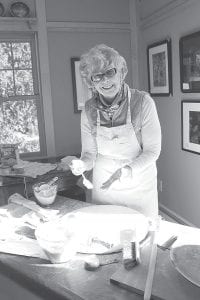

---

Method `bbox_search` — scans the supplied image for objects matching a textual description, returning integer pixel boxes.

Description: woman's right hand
[70,159,86,176]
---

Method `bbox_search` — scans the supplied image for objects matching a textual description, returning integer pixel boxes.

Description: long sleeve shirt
[80,88,161,173]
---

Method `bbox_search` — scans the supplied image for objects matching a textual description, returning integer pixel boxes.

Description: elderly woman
[69,44,161,218]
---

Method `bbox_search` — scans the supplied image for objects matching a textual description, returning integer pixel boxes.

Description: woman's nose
[101,75,110,83]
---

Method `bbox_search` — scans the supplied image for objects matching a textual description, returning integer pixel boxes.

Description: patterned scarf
[96,83,129,119]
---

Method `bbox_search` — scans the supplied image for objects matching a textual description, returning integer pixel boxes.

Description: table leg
[23,177,29,199]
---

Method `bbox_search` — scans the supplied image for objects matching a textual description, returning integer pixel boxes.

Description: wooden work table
[0,195,141,300]
[0,196,200,300]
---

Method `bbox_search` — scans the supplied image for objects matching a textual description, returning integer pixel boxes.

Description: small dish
[12,164,24,174]
[10,2,30,18]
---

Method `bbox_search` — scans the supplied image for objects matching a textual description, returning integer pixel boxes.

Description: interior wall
[139,0,200,227]
[45,0,129,23]
[45,0,132,156]
[47,31,132,155]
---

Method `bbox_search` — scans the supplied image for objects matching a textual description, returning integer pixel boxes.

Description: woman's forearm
[80,152,96,170]
[129,94,161,171]
[80,109,97,170]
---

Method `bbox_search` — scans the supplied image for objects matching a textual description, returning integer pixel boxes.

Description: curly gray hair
[79,44,128,88]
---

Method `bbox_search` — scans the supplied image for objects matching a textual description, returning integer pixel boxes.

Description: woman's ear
[121,64,128,82]
[120,72,125,84]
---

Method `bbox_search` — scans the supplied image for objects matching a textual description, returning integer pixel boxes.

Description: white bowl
[35,222,78,263]
[33,182,57,206]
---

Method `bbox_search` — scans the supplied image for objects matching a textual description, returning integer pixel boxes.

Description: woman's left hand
[101,165,132,190]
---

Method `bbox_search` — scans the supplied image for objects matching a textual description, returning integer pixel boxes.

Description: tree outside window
[0,33,45,156]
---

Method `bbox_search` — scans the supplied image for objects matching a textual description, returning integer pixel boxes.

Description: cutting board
[110,243,200,300]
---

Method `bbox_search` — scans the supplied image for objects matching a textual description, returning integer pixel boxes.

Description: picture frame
[180,30,200,93]
[181,100,200,155]
[71,57,92,113]
[147,39,172,96]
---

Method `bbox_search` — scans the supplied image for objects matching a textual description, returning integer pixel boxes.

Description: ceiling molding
[140,0,197,30]
[46,21,130,33]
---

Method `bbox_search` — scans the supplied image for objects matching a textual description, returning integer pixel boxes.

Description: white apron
[91,92,158,218]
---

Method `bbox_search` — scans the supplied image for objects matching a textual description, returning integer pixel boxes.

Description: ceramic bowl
[33,181,57,207]
[10,2,30,17]
[35,221,78,263]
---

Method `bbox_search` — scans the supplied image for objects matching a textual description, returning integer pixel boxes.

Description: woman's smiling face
[91,65,122,100]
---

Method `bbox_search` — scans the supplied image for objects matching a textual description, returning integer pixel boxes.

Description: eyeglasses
[91,68,117,83]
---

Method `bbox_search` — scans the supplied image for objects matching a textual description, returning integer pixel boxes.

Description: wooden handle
[8,193,48,221]
[143,230,158,300]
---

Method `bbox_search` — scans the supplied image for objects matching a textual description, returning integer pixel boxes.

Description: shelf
[0,17,37,23]
[0,17,36,22]
[0,17,37,30]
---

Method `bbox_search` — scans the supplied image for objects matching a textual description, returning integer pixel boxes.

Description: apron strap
[126,88,132,124]
[97,109,101,127]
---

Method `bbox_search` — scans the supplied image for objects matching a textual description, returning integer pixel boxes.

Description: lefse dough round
[62,205,149,254]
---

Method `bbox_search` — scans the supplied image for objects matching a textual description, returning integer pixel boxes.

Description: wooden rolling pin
[8,193,59,221]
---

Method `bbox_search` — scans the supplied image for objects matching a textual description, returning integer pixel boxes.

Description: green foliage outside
[0,41,40,153]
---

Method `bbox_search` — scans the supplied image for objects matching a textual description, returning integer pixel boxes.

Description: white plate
[62,205,149,254]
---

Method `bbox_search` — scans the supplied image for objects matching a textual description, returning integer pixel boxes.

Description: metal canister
[120,228,140,270]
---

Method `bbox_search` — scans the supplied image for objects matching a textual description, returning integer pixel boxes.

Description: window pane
[0,33,43,155]
[0,42,12,69]
[0,99,40,153]
[0,70,14,97]
[12,42,32,69]
[15,70,34,95]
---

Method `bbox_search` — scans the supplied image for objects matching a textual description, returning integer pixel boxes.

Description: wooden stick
[143,217,160,300]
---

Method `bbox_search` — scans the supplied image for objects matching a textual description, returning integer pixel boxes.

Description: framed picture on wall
[71,57,92,113]
[180,30,200,93]
[181,100,200,155]
[147,39,172,96]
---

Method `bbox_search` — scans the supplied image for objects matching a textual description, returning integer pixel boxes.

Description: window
[0,32,46,157]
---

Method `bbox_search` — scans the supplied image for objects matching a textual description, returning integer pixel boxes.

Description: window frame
[0,32,46,158]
